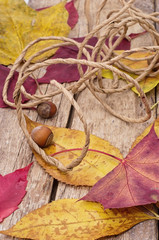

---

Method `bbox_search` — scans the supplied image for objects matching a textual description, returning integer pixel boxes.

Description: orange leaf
[25,116,122,186]
[0,199,156,240]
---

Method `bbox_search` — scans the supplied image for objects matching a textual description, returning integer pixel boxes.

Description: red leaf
[129,31,147,39]
[65,0,78,29]
[81,125,159,209]
[0,163,32,222]
[0,65,37,108]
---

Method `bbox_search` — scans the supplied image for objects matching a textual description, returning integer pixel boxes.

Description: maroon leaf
[0,65,37,108]
[0,163,32,222]
[81,125,159,209]
[65,0,78,29]
[38,34,140,84]
[129,31,147,39]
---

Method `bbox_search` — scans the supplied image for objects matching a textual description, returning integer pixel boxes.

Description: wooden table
[0,0,158,239]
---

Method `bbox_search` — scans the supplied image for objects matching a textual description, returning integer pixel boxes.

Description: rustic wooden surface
[0,0,158,239]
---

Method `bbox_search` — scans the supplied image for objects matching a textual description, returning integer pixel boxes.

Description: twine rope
[2,0,159,171]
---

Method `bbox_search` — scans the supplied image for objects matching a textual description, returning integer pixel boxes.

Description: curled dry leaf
[81,122,159,209]
[0,199,156,240]
[0,0,71,65]
[25,116,122,186]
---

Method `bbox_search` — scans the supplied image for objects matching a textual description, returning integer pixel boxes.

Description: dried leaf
[25,116,122,186]
[0,65,36,108]
[65,0,78,29]
[102,51,159,94]
[0,0,71,65]
[38,36,133,84]
[0,163,32,222]
[81,123,159,209]
[0,199,156,240]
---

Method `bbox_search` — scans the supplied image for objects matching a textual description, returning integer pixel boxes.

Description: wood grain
[0,0,158,240]
[55,1,158,240]
[0,84,72,239]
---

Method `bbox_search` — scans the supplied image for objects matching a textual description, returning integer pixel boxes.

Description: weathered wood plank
[0,0,158,240]
[0,0,69,238]
[0,88,72,240]
[0,0,72,233]
[55,0,158,240]
[0,82,72,240]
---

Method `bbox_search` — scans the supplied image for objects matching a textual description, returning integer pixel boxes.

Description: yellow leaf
[102,51,159,94]
[0,0,70,65]
[120,51,150,69]
[0,199,156,240]
[131,75,159,94]
[25,116,122,186]
[100,69,113,79]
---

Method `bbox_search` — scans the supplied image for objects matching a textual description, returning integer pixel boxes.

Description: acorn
[31,126,53,148]
[37,101,57,119]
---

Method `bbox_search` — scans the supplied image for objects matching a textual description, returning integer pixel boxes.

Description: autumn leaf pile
[1,0,159,240]
[2,117,159,239]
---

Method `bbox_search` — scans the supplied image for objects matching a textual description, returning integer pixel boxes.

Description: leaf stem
[143,205,159,218]
[151,101,159,110]
[50,148,122,162]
